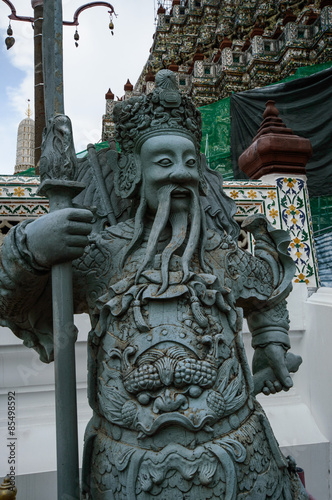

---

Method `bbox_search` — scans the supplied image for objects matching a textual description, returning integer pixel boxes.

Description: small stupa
[0,476,17,498]
[14,100,35,174]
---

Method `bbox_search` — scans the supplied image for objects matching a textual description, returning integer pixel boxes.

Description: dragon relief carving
[97,327,248,437]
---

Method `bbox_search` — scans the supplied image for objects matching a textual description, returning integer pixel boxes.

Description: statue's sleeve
[0,221,55,362]
[235,214,295,350]
[0,221,93,363]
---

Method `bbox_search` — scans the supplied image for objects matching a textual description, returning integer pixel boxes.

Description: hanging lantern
[5,37,15,49]
[109,12,114,35]
[74,29,79,47]
[5,24,15,50]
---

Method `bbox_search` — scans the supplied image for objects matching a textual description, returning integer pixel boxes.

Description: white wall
[259,285,332,499]
[0,315,91,498]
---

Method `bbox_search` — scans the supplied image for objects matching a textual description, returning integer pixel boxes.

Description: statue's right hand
[25,208,93,268]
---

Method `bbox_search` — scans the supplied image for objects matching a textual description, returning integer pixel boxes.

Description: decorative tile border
[224,178,319,287]
[0,176,42,201]
[0,176,48,220]
[276,177,319,287]
[0,204,48,217]
[0,175,40,185]
[0,176,319,286]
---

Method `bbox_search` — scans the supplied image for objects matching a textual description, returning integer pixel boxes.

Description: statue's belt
[102,323,234,365]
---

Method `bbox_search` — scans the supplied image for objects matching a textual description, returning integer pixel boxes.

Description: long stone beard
[127,184,208,291]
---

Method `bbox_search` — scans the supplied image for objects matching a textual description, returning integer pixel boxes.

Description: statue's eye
[186,158,196,167]
[157,158,173,167]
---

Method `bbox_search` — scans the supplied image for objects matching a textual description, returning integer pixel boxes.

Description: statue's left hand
[252,344,302,396]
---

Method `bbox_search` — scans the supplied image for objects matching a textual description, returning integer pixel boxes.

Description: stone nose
[169,166,193,183]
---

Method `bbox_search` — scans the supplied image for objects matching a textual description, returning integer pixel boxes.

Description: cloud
[0,0,155,174]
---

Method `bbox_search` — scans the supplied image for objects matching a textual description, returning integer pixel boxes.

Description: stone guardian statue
[0,70,308,499]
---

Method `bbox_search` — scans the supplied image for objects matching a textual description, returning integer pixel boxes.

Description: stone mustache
[0,70,307,499]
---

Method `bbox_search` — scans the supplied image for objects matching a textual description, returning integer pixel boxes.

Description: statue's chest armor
[104,250,237,348]
[94,252,249,436]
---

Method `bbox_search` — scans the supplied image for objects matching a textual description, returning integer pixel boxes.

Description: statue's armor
[0,65,307,499]
[71,221,305,499]
[0,219,307,499]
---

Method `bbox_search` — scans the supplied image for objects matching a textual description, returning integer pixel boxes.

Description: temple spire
[25,99,32,118]
[15,101,35,174]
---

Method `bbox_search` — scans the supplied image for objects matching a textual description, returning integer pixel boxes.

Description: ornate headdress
[113,70,202,154]
[111,70,205,199]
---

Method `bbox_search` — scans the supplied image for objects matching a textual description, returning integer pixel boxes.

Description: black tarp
[230,66,332,197]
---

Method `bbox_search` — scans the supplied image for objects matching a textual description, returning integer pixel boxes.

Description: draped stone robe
[0,217,307,500]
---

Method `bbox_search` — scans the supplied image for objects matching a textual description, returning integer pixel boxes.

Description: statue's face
[140,135,199,213]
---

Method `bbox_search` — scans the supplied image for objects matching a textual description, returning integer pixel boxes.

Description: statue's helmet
[112,70,206,199]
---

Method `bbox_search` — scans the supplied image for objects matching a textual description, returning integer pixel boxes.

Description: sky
[0,0,156,174]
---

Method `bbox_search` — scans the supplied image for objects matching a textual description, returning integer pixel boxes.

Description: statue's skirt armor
[88,409,305,499]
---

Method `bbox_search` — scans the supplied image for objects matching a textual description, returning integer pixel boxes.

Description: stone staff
[39,0,85,497]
